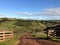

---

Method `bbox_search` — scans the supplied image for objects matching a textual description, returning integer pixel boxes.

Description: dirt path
[17,33,60,45]
[37,40,60,45]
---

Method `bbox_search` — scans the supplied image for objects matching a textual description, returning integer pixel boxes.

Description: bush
[31,32,47,38]
[0,36,18,45]
[51,37,60,42]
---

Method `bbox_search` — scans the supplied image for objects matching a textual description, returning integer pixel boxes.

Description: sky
[0,0,60,20]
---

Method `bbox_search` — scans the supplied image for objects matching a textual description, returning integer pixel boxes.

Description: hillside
[0,18,60,45]
[0,18,46,35]
[0,18,60,35]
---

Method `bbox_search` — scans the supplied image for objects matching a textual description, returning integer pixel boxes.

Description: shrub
[31,32,47,38]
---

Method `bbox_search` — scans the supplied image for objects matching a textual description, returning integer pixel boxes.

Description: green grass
[31,32,47,38]
[51,37,60,42]
[0,36,18,45]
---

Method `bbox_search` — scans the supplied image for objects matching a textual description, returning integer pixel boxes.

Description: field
[0,18,60,45]
[18,33,60,45]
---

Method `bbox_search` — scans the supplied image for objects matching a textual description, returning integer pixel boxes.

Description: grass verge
[0,36,18,45]
[31,32,47,39]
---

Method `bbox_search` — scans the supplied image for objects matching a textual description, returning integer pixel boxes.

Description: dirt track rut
[18,33,60,45]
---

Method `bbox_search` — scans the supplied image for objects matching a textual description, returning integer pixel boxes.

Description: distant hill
[0,18,60,36]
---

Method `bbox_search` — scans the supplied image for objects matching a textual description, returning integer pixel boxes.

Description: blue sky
[0,0,60,20]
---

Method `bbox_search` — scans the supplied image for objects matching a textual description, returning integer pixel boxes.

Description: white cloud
[0,15,4,18]
[42,7,60,16]
[13,12,34,16]
[39,7,60,20]
[13,7,60,20]
[14,7,60,16]
[0,15,3,16]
